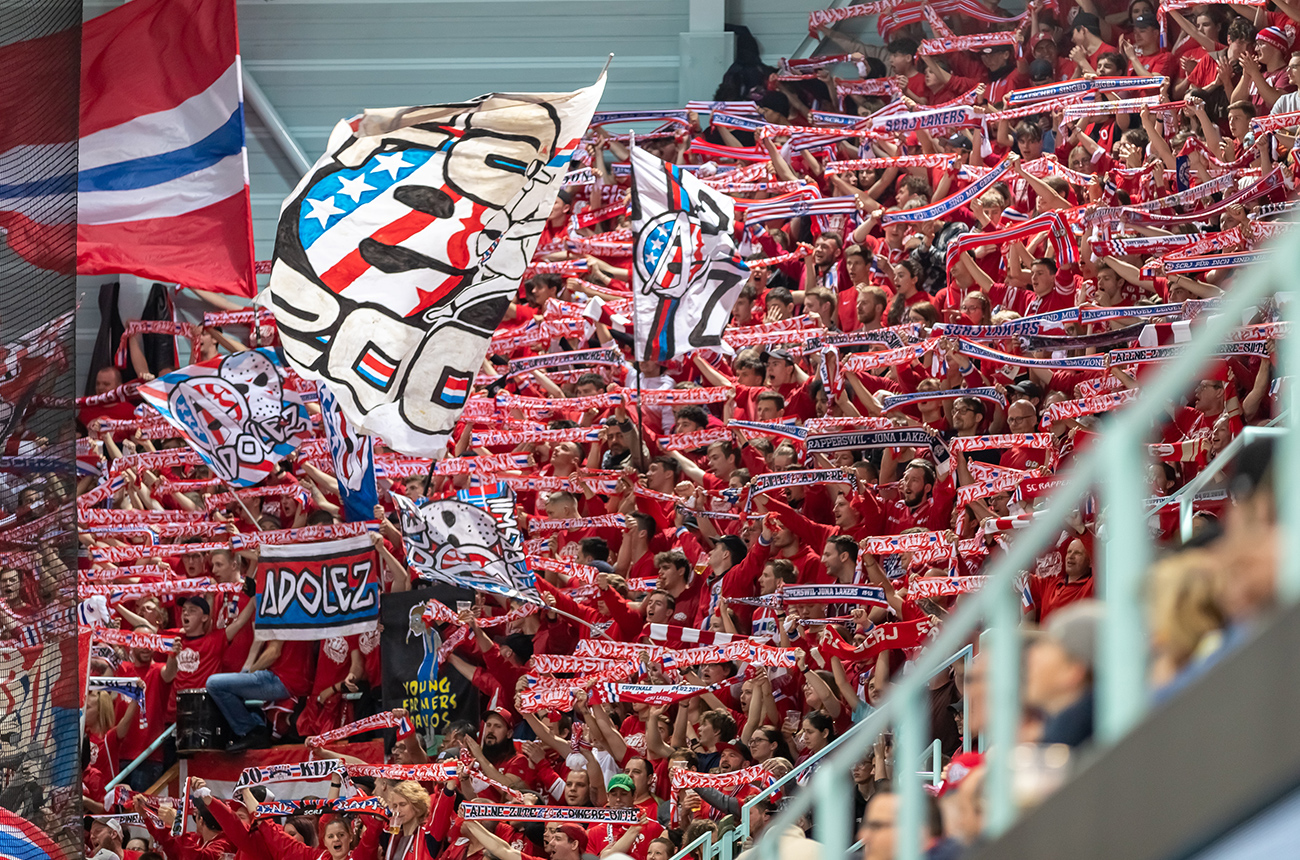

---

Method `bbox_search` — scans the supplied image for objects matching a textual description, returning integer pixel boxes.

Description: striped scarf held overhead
[589,680,729,706]
[347,762,459,781]
[1004,75,1165,107]
[461,804,640,824]
[943,211,1077,272]
[908,575,990,600]
[742,196,860,225]
[670,764,775,825]
[688,138,771,163]
[646,623,741,647]
[255,796,388,820]
[305,711,413,748]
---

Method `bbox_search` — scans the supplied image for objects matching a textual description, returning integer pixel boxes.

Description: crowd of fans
[76,1,1293,859]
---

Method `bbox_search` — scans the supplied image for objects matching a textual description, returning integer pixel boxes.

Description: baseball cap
[181,595,211,615]
[1132,13,1157,29]
[1028,59,1055,82]
[1044,599,1103,670]
[981,43,1011,54]
[590,560,616,574]
[933,751,984,797]
[717,534,749,566]
[1073,11,1100,32]
[558,824,588,851]
[499,632,534,664]
[718,741,753,763]
[767,348,795,364]
[105,819,123,837]
[944,134,974,151]
[607,773,635,793]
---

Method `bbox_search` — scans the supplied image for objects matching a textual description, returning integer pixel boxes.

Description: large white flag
[263,76,605,458]
[629,146,748,362]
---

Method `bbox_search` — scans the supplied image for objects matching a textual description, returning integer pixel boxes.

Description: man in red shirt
[586,774,665,860]
[1068,13,1116,75]
[78,366,138,430]
[1001,400,1049,470]
[1028,537,1095,623]
[1124,15,1176,79]
[1024,258,1077,316]
[117,627,174,790]
[921,56,981,105]
[864,458,958,534]
[161,596,249,722]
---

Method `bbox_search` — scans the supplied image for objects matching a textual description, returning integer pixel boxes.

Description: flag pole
[629,131,646,472]
[219,478,264,533]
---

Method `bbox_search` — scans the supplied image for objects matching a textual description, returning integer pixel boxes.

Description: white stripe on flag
[79,61,242,172]
[77,153,247,225]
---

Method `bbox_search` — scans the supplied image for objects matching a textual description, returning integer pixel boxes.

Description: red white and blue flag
[77,0,255,297]
[630,145,747,362]
[138,348,313,487]
[0,806,67,860]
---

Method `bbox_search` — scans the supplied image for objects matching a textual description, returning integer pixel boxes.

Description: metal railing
[104,723,177,792]
[1174,418,1287,541]
[663,241,1299,860]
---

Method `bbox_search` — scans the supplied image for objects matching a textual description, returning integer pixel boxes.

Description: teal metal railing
[672,242,1298,860]
[104,723,176,792]
[726,645,972,851]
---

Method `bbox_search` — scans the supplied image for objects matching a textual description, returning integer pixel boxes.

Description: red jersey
[272,639,318,699]
[170,629,226,702]
[586,819,666,860]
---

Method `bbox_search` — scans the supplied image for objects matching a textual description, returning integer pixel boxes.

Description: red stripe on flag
[77,193,256,297]
[320,208,437,292]
[0,213,75,275]
[80,0,241,137]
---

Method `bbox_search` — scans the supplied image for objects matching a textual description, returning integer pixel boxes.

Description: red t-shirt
[119,661,173,762]
[171,628,227,696]
[1024,284,1076,316]
[586,819,666,860]
[272,640,319,699]
[215,592,254,674]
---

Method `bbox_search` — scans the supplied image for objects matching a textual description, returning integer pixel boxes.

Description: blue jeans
[206,671,289,737]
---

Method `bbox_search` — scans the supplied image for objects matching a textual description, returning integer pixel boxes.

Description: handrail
[751,234,1294,860]
[105,723,177,792]
[669,828,714,860]
[737,644,973,840]
[789,0,851,60]
[1176,421,1287,541]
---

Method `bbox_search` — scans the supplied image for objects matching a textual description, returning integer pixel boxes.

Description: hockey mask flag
[263,76,606,459]
[391,482,539,603]
[139,348,312,486]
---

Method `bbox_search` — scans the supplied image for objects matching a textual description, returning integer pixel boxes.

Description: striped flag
[630,146,748,362]
[78,0,254,296]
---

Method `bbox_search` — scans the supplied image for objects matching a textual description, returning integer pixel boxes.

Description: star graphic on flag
[305,195,345,227]
[337,174,376,203]
[372,152,412,180]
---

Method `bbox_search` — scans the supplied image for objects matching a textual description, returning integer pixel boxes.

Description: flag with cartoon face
[629,146,748,362]
[263,77,606,459]
[139,348,312,486]
[391,482,538,603]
